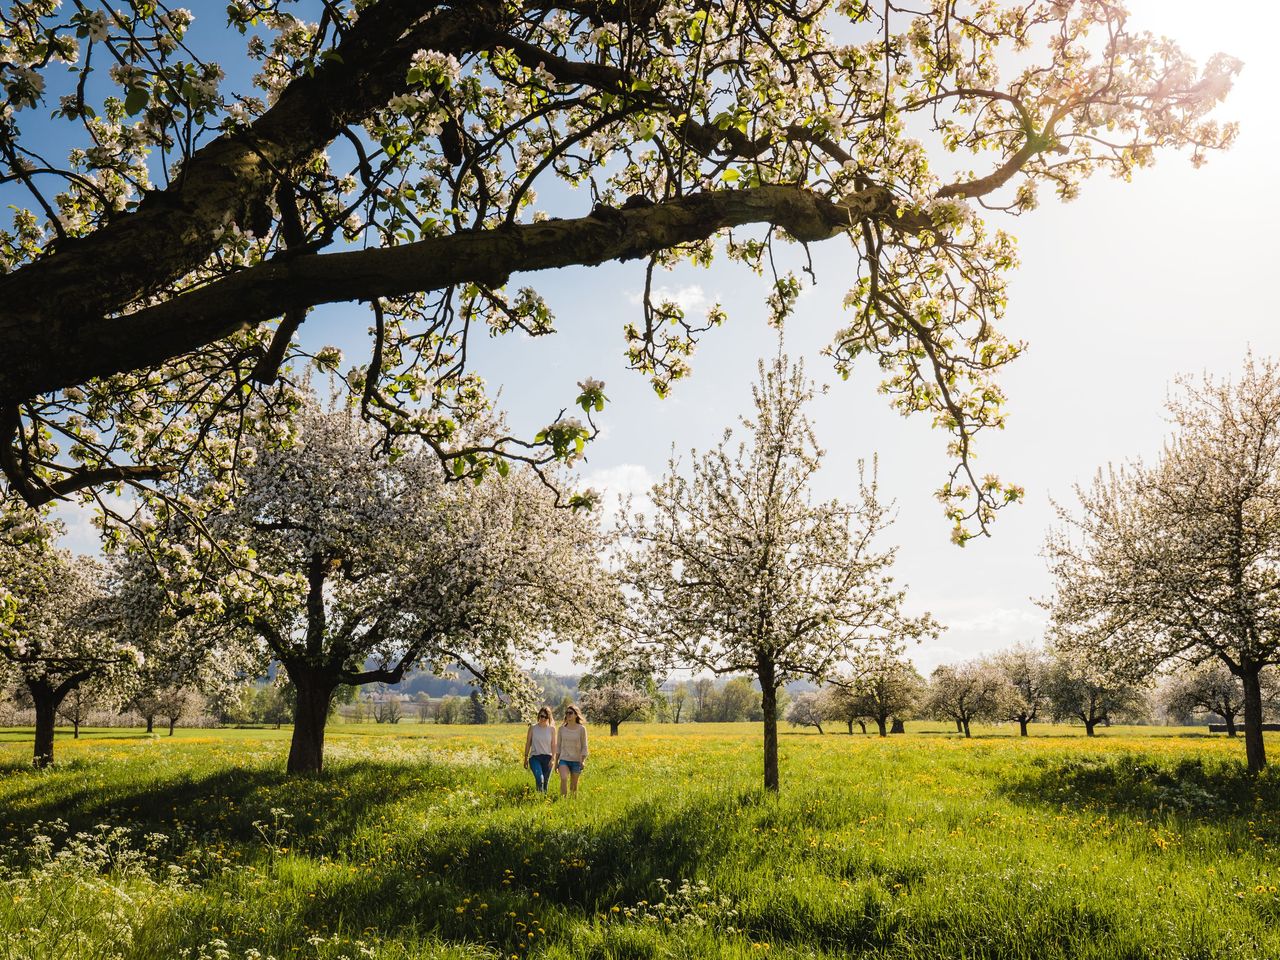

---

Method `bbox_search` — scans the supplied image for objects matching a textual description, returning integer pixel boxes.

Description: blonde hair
[562,703,583,724]
[535,706,552,721]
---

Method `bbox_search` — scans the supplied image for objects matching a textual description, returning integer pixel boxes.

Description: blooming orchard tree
[1045,356,1280,770]
[581,683,651,736]
[1043,650,1144,736]
[52,681,104,739]
[830,651,925,736]
[142,400,607,773]
[613,356,935,790]
[1161,661,1279,735]
[0,1,1238,547]
[0,503,141,766]
[785,691,826,734]
[926,661,1003,737]
[992,644,1051,736]
[1161,662,1250,735]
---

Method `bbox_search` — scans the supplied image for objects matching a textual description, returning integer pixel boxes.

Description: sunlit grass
[1,722,1277,959]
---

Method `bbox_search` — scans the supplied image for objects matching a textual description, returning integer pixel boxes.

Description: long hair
[562,703,583,725]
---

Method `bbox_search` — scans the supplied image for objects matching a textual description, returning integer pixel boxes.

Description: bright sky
[484,0,1280,674]
[52,1,1279,676]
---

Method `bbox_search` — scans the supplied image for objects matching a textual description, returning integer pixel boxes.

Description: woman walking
[523,706,557,794]
[555,703,589,797]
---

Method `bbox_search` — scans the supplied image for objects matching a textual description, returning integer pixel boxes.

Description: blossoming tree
[829,650,925,736]
[142,400,608,773]
[0,503,141,767]
[580,682,651,736]
[926,661,1003,737]
[0,1,1237,545]
[991,644,1051,737]
[1045,357,1280,770]
[613,355,935,790]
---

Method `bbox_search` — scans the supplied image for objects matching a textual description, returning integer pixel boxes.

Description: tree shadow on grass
[223,788,767,957]
[999,753,1280,829]
[0,758,467,861]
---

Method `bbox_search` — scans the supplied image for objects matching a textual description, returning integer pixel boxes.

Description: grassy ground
[1,721,1277,960]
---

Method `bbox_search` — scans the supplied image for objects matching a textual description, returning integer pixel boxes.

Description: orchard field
[2,723,1278,960]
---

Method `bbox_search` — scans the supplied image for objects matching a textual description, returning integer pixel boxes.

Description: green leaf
[721,168,740,183]
[124,88,149,116]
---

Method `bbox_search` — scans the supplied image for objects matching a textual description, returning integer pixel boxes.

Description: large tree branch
[3,185,916,401]
[0,0,496,329]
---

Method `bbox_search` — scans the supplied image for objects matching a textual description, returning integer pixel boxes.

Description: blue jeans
[557,759,583,774]
[528,754,552,792]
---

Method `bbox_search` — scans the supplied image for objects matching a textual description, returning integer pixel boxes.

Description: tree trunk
[815,722,823,735]
[1084,718,1098,737]
[1018,718,1029,737]
[858,720,867,735]
[30,685,58,769]
[955,718,963,733]
[286,664,337,774]
[1223,711,1238,737]
[876,717,887,737]
[962,719,971,738]
[168,718,176,736]
[72,719,80,739]
[1241,667,1267,772]
[758,658,779,792]
[145,715,154,733]
[609,720,619,736]
[846,720,853,735]
[890,718,905,734]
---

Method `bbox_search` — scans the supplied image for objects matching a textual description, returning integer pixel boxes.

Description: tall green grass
[1,723,1277,959]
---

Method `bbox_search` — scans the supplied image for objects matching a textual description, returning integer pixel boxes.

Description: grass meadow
[1,721,1278,960]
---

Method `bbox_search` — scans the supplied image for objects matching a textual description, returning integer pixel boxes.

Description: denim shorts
[557,759,583,774]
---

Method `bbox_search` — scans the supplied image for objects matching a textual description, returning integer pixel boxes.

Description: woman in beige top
[554,703,589,797]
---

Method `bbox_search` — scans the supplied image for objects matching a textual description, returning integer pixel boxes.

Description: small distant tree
[55,683,102,739]
[468,691,489,725]
[823,685,868,735]
[927,662,1003,738]
[650,691,671,724]
[0,506,142,766]
[1044,652,1144,737]
[581,683,651,736]
[129,688,163,734]
[716,677,761,723]
[669,684,689,724]
[691,678,716,722]
[992,645,1051,737]
[434,696,463,725]
[157,688,200,736]
[258,683,295,729]
[835,653,925,737]
[1163,662,1248,735]
[785,692,826,734]
[373,691,404,725]
[616,357,934,790]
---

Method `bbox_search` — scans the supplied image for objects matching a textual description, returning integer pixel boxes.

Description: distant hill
[390,667,581,702]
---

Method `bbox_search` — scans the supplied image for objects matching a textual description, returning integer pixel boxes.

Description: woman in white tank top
[523,706,557,794]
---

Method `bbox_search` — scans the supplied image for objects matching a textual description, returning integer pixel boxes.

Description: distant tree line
[779,644,1280,738]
